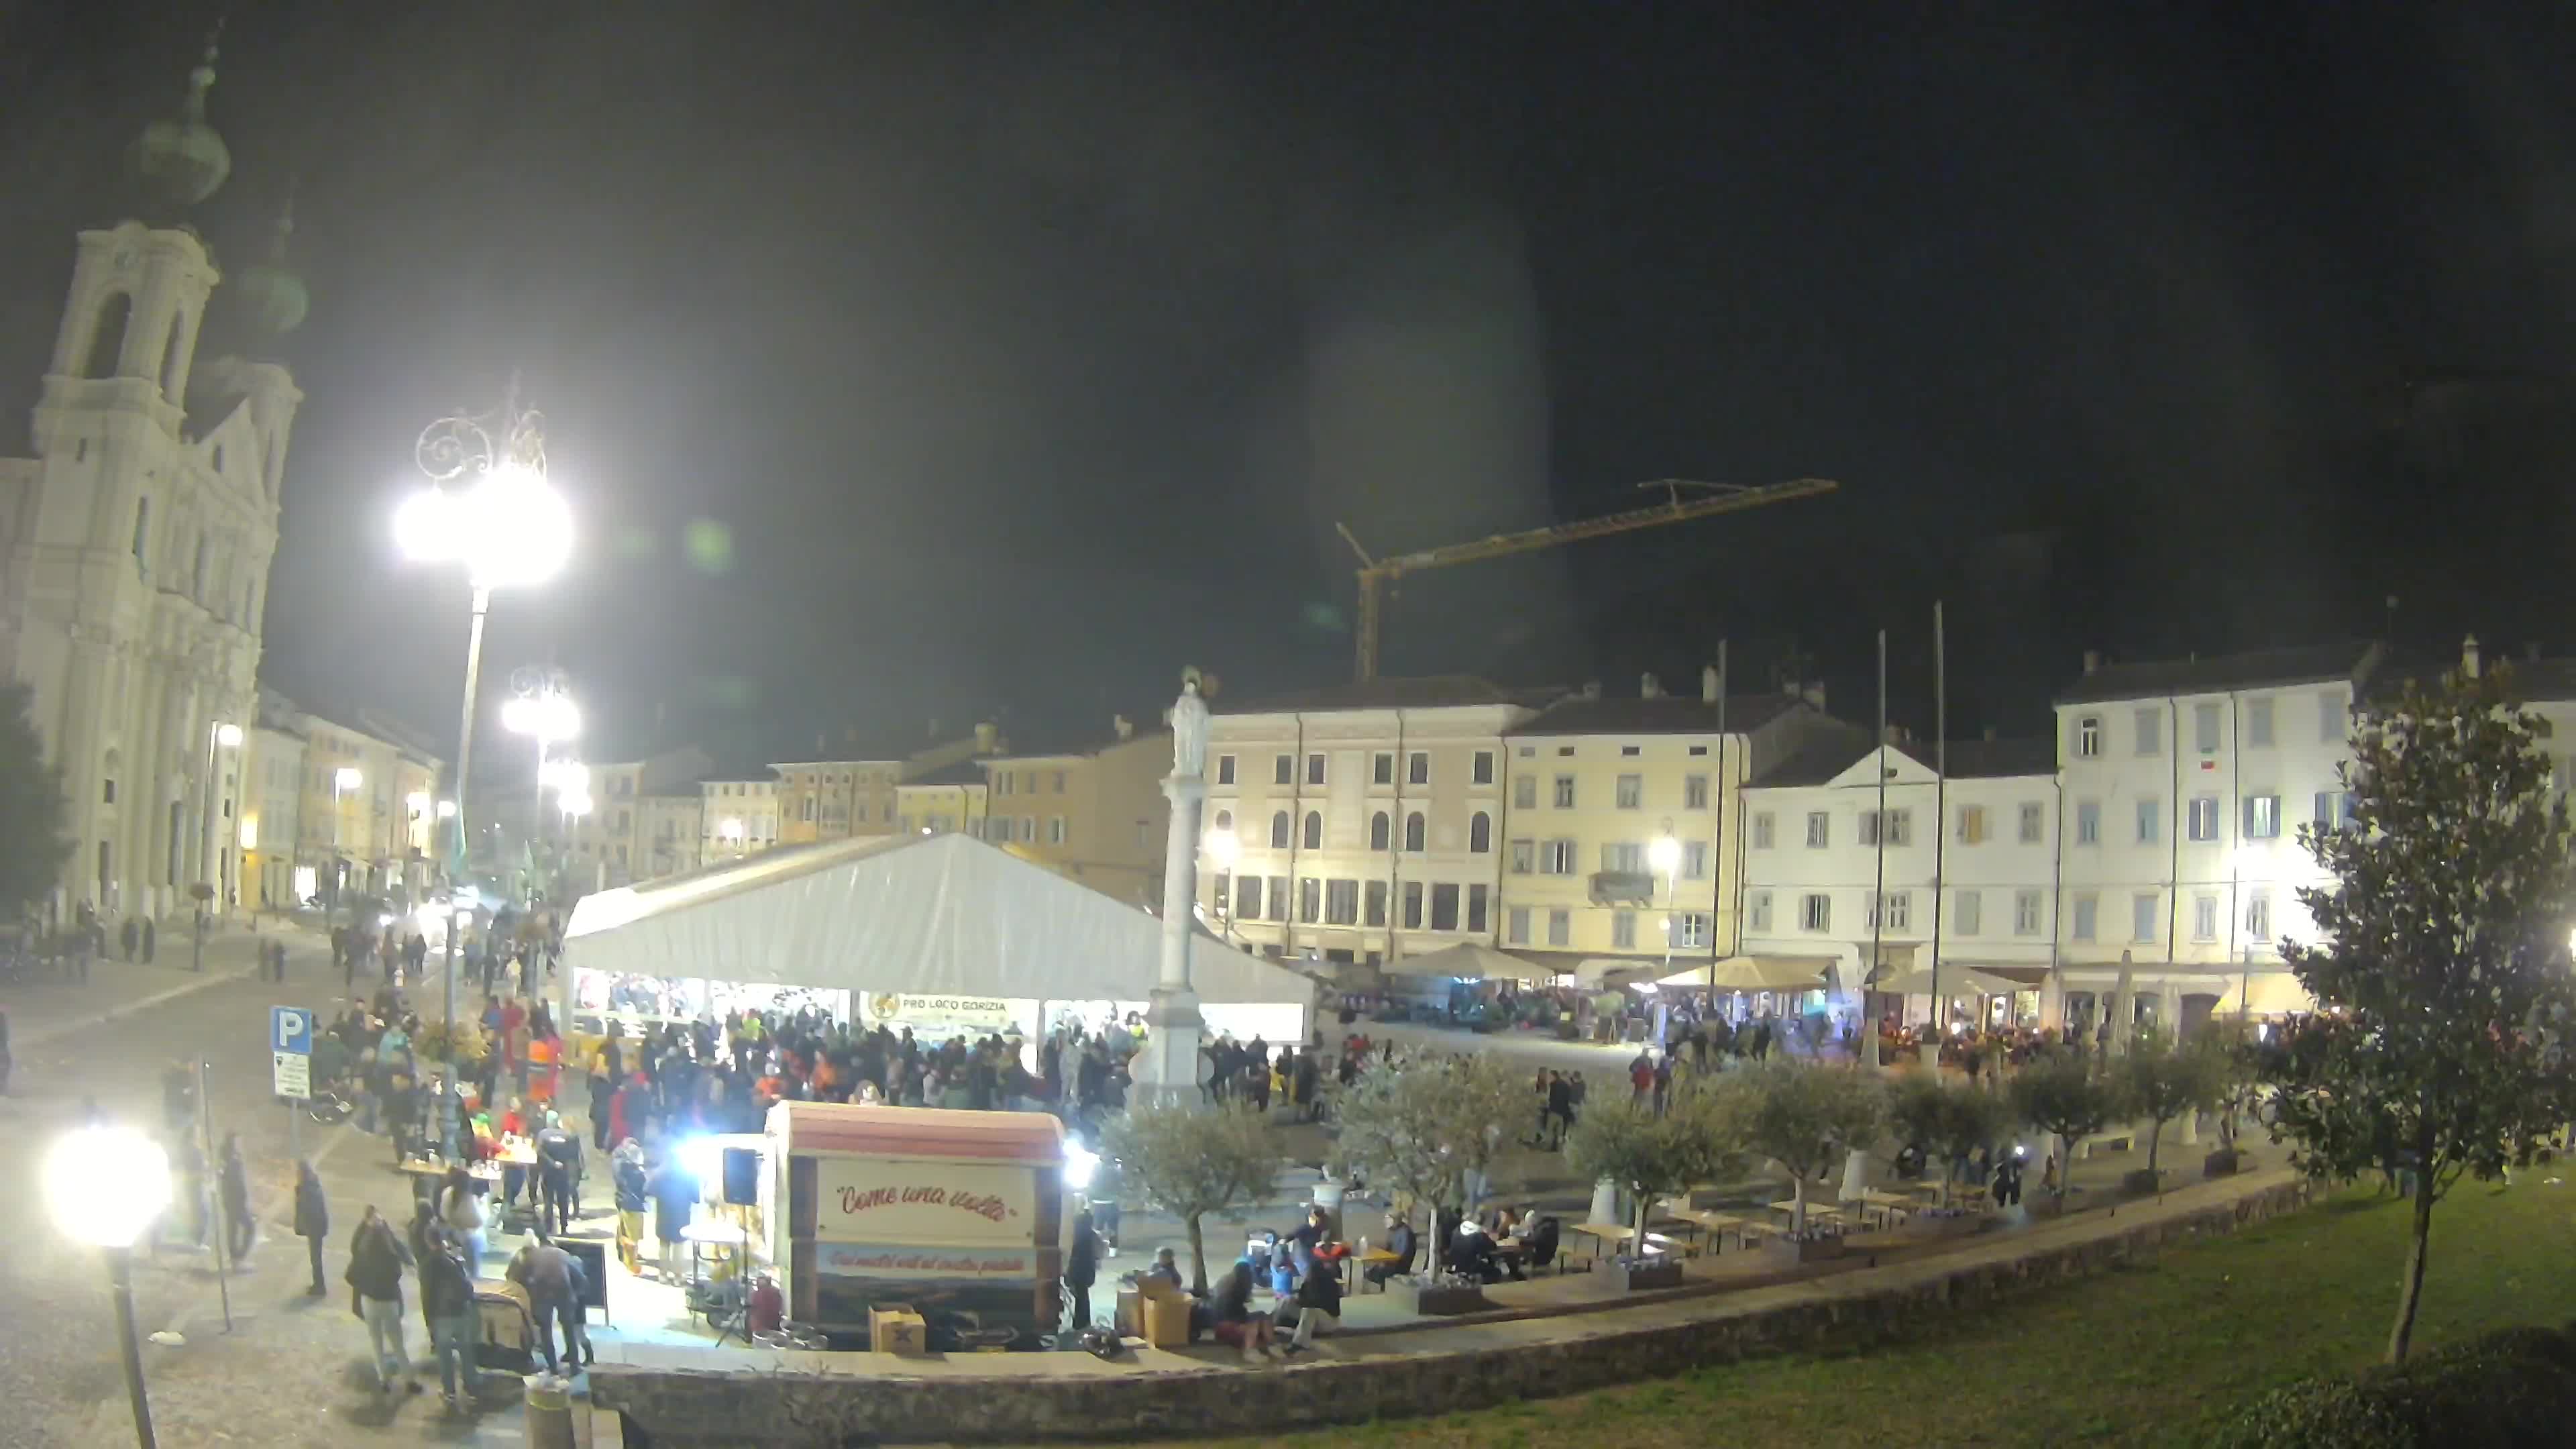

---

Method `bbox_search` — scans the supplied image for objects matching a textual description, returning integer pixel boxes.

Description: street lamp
[398,389,573,1159]
[47,1124,172,1448]
[1649,831,1682,974]
[503,672,580,902]
[193,720,246,955]
[1202,826,1240,943]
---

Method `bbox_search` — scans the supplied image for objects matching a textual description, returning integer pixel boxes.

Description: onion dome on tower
[125,30,232,211]
[230,180,309,339]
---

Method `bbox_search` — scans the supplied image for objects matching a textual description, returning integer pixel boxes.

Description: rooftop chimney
[1581,680,1602,701]
[973,720,998,753]
[1112,714,1134,740]
[1883,724,1909,745]
[1641,672,1663,699]
[2082,649,2102,675]
[1801,682,1827,712]
[2462,634,2481,679]
[1701,665,1720,704]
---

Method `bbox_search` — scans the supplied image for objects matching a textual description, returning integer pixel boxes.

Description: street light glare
[396,462,574,591]
[46,1126,171,1249]
[502,693,581,741]
[1203,826,1240,867]
[213,722,244,748]
[1649,835,1682,873]
[559,789,594,818]
[334,765,363,791]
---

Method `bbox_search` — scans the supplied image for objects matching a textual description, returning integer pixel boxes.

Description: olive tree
[1328,1050,1526,1276]
[2115,1028,2224,1181]
[1886,1071,2011,1208]
[1717,1059,1882,1236]
[0,684,71,918]
[1566,1081,1747,1253]
[1100,1101,1278,1293]
[2010,1049,2118,1209]
[2270,665,2576,1362]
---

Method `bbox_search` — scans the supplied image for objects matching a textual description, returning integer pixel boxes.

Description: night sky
[5,4,2573,766]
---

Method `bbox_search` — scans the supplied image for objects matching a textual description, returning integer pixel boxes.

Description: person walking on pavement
[218,1132,256,1265]
[437,1165,488,1271]
[120,917,138,963]
[507,1231,591,1375]
[612,1139,649,1274]
[345,1205,421,1396]
[1063,1207,1099,1328]
[140,916,156,963]
[537,1112,583,1235]
[294,1159,331,1295]
[419,1227,481,1409]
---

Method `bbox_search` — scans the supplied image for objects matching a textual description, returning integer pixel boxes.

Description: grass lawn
[1182,1177,2576,1448]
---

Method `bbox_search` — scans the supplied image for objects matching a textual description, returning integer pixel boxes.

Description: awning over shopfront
[1576,956,1663,987]
[1870,965,2028,998]
[2226,969,2315,1017]
[1383,943,1540,981]
[1701,955,1836,991]
[562,832,1314,1018]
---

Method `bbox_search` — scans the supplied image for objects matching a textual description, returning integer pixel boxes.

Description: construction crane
[1335,476,1839,682]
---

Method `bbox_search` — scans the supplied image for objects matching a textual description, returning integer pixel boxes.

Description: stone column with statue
[1129,671,1212,1108]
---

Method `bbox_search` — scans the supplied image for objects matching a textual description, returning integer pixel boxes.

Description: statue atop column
[1170,669,1210,779]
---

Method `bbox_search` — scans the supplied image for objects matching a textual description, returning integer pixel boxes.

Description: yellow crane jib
[1339,476,1839,682]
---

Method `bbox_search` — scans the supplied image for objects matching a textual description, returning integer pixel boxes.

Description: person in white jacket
[436,1166,488,1272]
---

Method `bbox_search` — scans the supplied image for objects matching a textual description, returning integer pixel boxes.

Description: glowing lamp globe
[46,1126,172,1249]
[1203,826,1240,869]
[213,722,244,748]
[502,694,581,741]
[397,462,573,592]
[1648,836,1682,875]
[334,766,362,792]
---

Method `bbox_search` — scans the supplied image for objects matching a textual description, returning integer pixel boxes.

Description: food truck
[762,1100,1067,1350]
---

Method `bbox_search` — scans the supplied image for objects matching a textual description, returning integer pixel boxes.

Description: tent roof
[1383,943,1541,979]
[1695,955,1837,991]
[564,832,1311,1006]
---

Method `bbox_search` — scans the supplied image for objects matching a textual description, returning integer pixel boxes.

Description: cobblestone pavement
[0,930,594,1448]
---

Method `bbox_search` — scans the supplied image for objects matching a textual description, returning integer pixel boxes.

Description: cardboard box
[1139,1292,1195,1348]
[869,1305,928,1356]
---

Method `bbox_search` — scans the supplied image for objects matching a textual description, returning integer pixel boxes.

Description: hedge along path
[1149,1178,2576,1449]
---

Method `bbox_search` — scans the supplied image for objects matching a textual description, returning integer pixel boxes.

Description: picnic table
[1356,1248,1403,1293]
[1768,1198,1845,1229]
[1844,1189,1916,1229]
[1658,1203,1761,1252]
[1565,1221,1681,1269]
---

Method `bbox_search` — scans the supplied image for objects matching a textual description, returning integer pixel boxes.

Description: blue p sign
[271,1006,312,1056]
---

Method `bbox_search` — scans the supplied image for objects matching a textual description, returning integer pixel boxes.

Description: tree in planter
[2009,1049,2118,1210]
[2269,664,2576,1364]
[1564,1081,1746,1260]
[1099,1101,1278,1294]
[1326,1049,1526,1277]
[1717,1059,1882,1236]
[0,684,73,919]
[1885,1070,2011,1209]
[2115,1028,2225,1185]
[2193,1016,2263,1162]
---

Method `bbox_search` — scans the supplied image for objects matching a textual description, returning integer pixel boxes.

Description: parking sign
[271,1006,312,1099]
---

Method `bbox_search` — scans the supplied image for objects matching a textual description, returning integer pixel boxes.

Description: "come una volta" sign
[814,1159,1031,1245]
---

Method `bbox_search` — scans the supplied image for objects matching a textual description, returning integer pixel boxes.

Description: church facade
[0,43,303,926]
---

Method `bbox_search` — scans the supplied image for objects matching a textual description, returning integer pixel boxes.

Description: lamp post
[331,765,361,909]
[502,669,580,904]
[1648,832,1681,975]
[1202,825,1240,944]
[46,1124,172,1448]
[398,390,574,1159]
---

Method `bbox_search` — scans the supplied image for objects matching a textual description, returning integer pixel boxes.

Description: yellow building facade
[980,719,1169,907]
[1496,676,1849,975]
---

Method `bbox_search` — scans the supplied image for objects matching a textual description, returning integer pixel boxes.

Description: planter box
[1882,1212,1988,1246]
[1762,1234,1849,1265]
[1393,1279,1491,1316]
[1600,1258,1684,1292]
[2204,1148,2245,1179]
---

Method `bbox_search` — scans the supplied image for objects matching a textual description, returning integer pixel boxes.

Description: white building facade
[1740,737,2061,1028]
[0,221,299,926]
[2050,643,2381,1036]
[700,775,781,860]
[1199,678,1543,965]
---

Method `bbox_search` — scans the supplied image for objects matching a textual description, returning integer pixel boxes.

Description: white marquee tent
[561,831,1316,1041]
